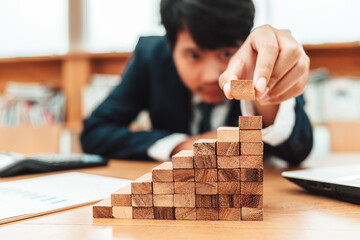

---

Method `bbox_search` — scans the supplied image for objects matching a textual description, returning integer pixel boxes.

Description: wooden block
[241,182,263,195]
[172,150,194,169]
[132,194,153,207]
[174,194,195,207]
[240,142,263,155]
[195,182,217,195]
[241,168,263,182]
[194,155,217,168]
[196,208,219,220]
[230,80,255,100]
[112,206,133,219]
[241,207,263,221]
[133,207,154,219]
[111,184,132,206]
[218,194,241,208]
[154,207,175,220]
[153,182,174,195]
[218,182,240,194]
[219,208,241,221]
[217,142,239,156]
[218,169,241,182]
[239,116,262,130]
[193,139,216,155]
[240,155,263,168]
[174,182,195,194]
[195,169,217,182]
[175,207,196,220]
[217,155,240,168]
[153,194,174,207]
[93,198,112,218]
[173,169,194,182]
[241,195,263,208]
[239,130,262,142]
[131,173,153,194]
[217,127,239,142]
[195,195,218,208]
[152,162,173,182]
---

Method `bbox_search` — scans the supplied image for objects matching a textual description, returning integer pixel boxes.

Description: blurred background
[0,0,359,158]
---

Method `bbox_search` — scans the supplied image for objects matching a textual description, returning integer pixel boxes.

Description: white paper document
[0,172,131,224]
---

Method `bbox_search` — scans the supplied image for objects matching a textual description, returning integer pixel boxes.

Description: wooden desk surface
[0,154,360,240]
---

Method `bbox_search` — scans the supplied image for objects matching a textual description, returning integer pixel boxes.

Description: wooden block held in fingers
[193,139,216,155]
[195,169,217,182]
[218,169,241,182]
[239,116,262,130]
[195,182,217,195]
[131,173,153,194]
[113,206,133,219]
[175,207,196,220]
[93,198,112,218]
[217,127,240,142]
[172,150,194,169]
[194,155,217,168]
[154,207,175,220]
[217,155,240,168]
[174,194,195,207]
[111,184,132,206]
[241,195,263,208]
[174,182,195,194]
[196,208,219,220]
[153,194,174,207]
[240,142,263,155]
[241,168,263,182]
[133,207,154,219]
[219,208,241,221]
[240,130,262,142]
[195,195,218,208]
[241,207,263,221]
[173,169,195,182]
[217,142,239,156]
[153,182,174,195]
[218,182,241,194]
[132,194,153,207]
[230,80,255,100]
[240,155,263,168]
[218,195,241,208]
[241,182,263,195]
[152,162,173,182]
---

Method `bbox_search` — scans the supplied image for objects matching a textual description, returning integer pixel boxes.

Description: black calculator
[0,152,109,177]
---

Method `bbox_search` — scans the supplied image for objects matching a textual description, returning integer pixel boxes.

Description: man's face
[172,30,238,104]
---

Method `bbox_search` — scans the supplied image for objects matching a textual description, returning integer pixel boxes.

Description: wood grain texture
[172,150,194,169]
[154,207,175,220]
[195,169,217,182]
[111,184,132,206]
[132,207,154,219]
[238,116,262,130]
[194,155,217,168]
[240,142,264,155]
[241,182,263,195]
[153,182,174,195]
[173,169,195,182]
[193,139,217,155]
[93,198,112,218]
[241,207,263,221]
[239,130,262,142]
[241,168,263,182]
[241,195,263,208]
[112,206,132,219]
[174,182,195,194]
[153,195,174,207]
[195,182,218,195]
[217,155,240,168]
[218,169,241,182]
[196,208,219,220]
[175,207,196,220]
[240,155,263,168]
[152,162,173,182]
[131,173,153,194]
[219,208,241,221]
[217,127,240,142]
[131,194,153,207]
[218,182,241,194]
[217,142,239,156]
[218,194,241,208]
[230,80,255,100]
[173,194,196,207]
[195,195,219,208]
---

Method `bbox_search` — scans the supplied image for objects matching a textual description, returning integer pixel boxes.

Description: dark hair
[160,0,255,50]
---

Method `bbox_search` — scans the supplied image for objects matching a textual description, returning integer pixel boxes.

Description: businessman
[81,0,313,165]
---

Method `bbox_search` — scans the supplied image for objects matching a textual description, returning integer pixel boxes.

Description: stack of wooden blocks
[93,80,264,221]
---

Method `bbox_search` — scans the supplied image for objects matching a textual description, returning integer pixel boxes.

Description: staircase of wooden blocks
[93,115,264,221]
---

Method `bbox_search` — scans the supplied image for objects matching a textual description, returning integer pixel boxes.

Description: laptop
[282,164,360,205]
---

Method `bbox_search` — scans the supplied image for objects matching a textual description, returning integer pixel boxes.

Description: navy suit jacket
[80,36,313,165]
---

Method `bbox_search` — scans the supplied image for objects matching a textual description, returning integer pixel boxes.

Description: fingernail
[224,82,232,98]
[255,77,267,93]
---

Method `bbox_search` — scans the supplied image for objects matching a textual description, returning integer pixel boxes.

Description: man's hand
[219,24,310,106]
